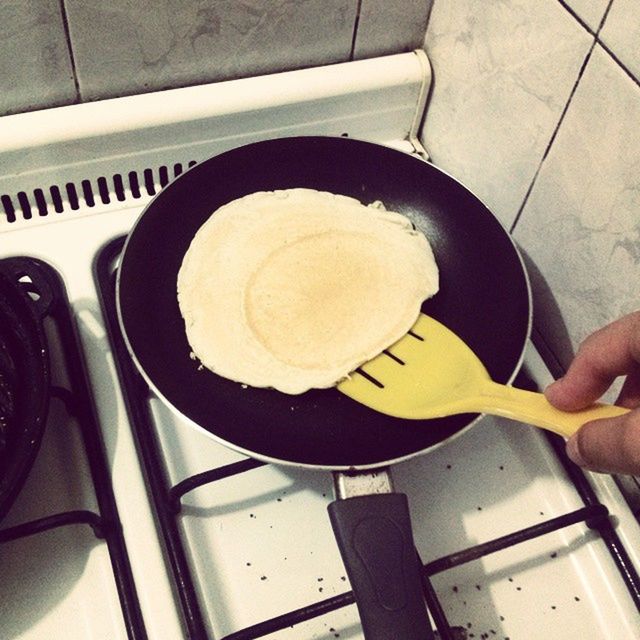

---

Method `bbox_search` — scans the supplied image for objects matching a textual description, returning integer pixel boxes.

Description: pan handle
[328,471,434,640]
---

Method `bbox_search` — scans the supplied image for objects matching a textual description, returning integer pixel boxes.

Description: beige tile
[0,0,77,115]
[513,45,640,366]
[65,0,358,101]
[562,0,609,31]
[600,0,640,81]
[422,0,592,229]
[353,0,433,58]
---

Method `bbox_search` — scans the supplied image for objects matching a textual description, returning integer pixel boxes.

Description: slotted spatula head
[337,314,488,420]
[337,314,629,437]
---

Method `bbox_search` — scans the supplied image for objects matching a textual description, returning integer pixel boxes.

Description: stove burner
[0,330,16,477]
[0,259,49,519]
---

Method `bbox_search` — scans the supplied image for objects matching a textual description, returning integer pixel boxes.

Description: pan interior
[118,137,530,468]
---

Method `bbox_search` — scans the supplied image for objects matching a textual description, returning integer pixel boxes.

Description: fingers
[545,311,640,411]
[566,409,640,475]
[544,311,640,474]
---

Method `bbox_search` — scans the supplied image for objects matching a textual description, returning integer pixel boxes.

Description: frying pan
[0,259,51,524]
[117,136,531,638]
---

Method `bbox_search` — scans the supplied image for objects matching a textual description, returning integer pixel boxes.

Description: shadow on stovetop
[72,297,124,471]
[179,463,333,519]
[173,409,568,639]
[518,247,575,371]
[0,397,103,639]
[0,528,103,639]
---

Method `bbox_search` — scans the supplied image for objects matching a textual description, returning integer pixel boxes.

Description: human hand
[544,311,640,475]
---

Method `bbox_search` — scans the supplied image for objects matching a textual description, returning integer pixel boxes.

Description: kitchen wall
[0,0,432,115]
[3,0,637,370]
[422,0,640,369]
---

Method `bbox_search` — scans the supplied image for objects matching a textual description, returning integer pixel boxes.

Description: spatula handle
[477,382,630,439]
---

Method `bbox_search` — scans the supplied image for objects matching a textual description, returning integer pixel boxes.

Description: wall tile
[600,0,640,81]
[0,0,77,115]
[422,0,592,229]
[64,0,358,101]
[561,0,609,31]
[513,45,640,366]
[353,0,433,59]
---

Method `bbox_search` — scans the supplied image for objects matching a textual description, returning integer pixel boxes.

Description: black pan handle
[328,484,433,639]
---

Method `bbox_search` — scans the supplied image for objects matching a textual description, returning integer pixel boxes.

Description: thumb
[566,408,640,475]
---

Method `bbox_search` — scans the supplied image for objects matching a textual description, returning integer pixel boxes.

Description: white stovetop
[1,51,639,640]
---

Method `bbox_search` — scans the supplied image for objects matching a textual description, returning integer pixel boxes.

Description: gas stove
[1,51,639,640]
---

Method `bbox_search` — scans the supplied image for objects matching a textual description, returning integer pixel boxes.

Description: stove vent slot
[17,192,32,220]
[50,186,64,213]
[1,160,198,223]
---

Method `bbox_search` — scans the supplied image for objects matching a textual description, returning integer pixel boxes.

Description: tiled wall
[4,0,637,370]
[0,0,432,115]
[423,0,640,368]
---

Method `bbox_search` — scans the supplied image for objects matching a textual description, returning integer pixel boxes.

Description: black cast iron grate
[0,256,147,639]
[95,235,640,640]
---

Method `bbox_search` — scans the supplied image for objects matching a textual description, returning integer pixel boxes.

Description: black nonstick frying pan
[117,136,531,639]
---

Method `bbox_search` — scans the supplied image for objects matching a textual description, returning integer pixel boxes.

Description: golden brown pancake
[177,188,439,394]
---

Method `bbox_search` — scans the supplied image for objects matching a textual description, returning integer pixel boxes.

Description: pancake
[177,188,439,394]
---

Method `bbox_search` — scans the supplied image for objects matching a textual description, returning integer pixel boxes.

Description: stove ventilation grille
[0,160,198,223]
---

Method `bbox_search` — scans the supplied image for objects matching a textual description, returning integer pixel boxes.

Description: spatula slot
[382,350,405,365]
[355,368,385,389]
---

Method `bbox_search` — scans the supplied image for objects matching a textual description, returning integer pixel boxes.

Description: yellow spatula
[337,314,629,438]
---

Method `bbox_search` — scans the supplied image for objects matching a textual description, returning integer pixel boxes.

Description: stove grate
[0,509,105,543]
[96,236,640,640]
[0,257,147,639]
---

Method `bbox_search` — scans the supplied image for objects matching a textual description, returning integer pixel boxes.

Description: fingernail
[566,435,586,467]
[544,379,561,397]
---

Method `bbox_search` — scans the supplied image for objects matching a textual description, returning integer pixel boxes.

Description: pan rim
[116,135,533,471]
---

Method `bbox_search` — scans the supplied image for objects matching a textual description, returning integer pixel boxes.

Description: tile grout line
[349,0,363,61]
[58,0,81,103]
[556,0,596,36]
[508,42,596,233]
[597,39,640,90]
[509,0,614,234]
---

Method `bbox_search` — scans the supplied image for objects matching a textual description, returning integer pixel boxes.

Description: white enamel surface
[0,292,132,639]
[0,51,424,163]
